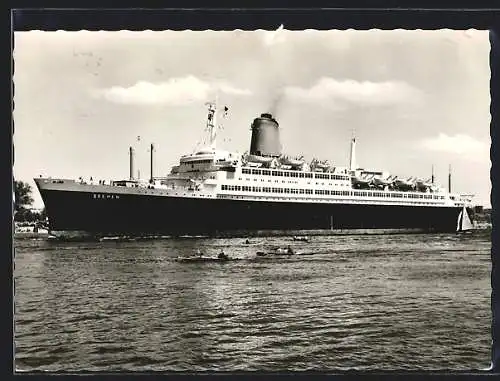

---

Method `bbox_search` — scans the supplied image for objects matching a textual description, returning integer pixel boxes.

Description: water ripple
[14,233,491,371]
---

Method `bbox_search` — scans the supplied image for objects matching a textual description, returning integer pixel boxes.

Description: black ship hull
[38,188,465,239]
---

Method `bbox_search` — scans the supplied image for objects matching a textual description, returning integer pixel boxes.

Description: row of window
[217,194,442,206]
[223,185,315,194]
[93,193,120,199]
[316,189,351,196]
[185,159,212,165]
[408,193,434,199]
[353,191,403,198]
[221,184,446,200]
[352,191,443,200]
[315,173,330,179]
[241,167,349,181]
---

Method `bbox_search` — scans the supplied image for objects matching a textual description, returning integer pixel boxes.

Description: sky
[13,29,491,208]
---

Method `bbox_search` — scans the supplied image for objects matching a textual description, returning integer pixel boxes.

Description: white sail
[461,206,474,231]
[457,206,474,232]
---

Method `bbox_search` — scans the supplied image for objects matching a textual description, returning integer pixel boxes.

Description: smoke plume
[268,87,285,119]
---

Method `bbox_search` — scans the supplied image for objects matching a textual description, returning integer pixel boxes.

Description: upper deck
[34,103,474,211]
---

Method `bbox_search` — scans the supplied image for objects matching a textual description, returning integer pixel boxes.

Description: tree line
[14,180,46,223]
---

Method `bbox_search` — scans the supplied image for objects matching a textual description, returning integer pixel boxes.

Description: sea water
[14,232,491,371]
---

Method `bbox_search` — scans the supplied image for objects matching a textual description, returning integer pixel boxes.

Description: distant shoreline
[13,224,492,241]
[14,232,50,239]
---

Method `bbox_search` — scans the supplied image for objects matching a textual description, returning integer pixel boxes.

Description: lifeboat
[430,185,442,193]
[352,174,374,187]
[394,177,416,190]
[310,158,330,172]
[327,166,343,173]
[372,175,394,187]
[416,178,433,192]
[246,154,274,164]
[246,161,263,168]
[279,155,305,167]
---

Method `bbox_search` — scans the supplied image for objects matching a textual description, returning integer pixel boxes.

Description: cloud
[419,133,489,159]
[217,83,252,96]
[97,75,251,105]
[284,77,422,107]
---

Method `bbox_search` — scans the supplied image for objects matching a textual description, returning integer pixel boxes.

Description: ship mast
[448,164,452,193]
[203,95,229,151]
[349,128,357,172]
[129,146,135,181]
[206,95,218,150]
[149,143,154,183]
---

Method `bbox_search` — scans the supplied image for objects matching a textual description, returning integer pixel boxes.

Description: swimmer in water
[217,250,229,260]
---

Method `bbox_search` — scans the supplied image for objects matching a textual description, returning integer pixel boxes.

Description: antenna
[212,93,218,148]
[448,164,452,193]
[205,97,217,149]
[134,135,142,182]
[431,164,434,184]
[204,94,228,151]
[349,127,357,172]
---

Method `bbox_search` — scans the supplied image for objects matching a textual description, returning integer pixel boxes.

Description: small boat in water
[176,250,232,262]
[176,256,217,262]
[243,238,263,246]
[256,246,295,257]
[456,205,474,234]
[175,255,232,263]
[293,235,309,242]
[217,251,230,260]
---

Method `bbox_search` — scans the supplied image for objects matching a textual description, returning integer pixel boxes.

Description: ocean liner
[35,101,475,239]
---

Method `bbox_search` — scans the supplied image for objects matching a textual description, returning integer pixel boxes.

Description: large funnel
[249,113,281,157]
